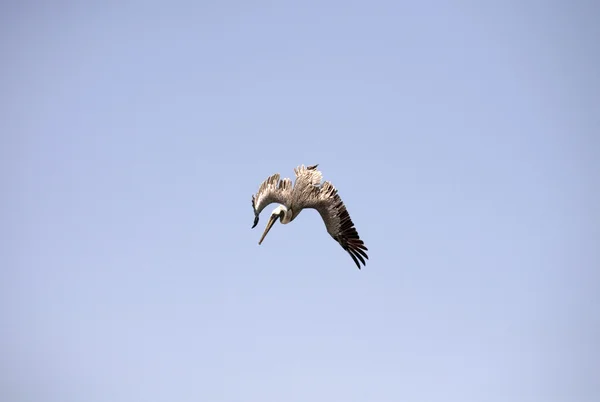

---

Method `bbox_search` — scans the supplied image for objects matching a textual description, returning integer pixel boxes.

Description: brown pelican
[251,164,369,269]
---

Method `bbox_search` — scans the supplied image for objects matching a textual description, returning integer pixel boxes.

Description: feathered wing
[304,181,369,269]
[251,173,293,227]
[289,164,323,217]
[294,164,323,187]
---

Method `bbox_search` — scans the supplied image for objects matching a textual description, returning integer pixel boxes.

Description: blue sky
[2,2,598,401]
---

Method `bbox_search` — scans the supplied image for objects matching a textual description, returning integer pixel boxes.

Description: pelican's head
[258,205,287,245]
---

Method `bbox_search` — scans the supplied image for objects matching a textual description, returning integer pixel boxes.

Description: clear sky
[2,2,599,401]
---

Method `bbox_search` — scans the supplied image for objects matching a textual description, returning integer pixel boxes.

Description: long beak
[258,214,278,245]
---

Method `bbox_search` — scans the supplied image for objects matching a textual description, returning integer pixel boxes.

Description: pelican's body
[251,164,369,269]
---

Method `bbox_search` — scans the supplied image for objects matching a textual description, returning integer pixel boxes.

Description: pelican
[251,164,369,269]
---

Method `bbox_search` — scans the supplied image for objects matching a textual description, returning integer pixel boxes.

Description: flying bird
[251,164,368,269]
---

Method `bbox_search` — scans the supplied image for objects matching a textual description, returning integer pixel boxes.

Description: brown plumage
[251,164,369,269]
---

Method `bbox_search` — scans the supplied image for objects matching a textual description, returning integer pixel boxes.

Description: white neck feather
[273,205,293,224]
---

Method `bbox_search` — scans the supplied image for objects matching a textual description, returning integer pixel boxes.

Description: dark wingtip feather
[331,196,368,269]
[352,245,369,260]
[349,247,366,266]
[346,249,361,269]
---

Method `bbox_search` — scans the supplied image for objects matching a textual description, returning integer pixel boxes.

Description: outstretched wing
[304,181,369,269]
[294,164,322,186]
[251,173,292,228]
